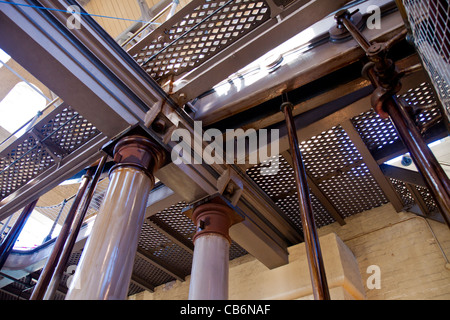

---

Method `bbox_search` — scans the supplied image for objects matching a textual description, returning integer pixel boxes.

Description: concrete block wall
[318,204,450,300]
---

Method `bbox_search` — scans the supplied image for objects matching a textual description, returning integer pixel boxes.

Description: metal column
[281,102,330,300]
[188,199,236,300]
[65,136,165,300]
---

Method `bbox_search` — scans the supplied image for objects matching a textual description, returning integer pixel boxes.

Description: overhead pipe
[0,199,39,270]
[281,101,330,300]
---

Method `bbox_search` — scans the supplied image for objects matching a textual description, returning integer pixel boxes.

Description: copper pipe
[0,199,38,270]
[30,169,94,300]
[281,102,330,300]
[43,155,108,300]
[385,96,450,227]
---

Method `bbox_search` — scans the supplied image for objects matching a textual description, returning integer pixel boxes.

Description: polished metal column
[281,102,331,300]
[65,136,165,300]
[188,200,236,300]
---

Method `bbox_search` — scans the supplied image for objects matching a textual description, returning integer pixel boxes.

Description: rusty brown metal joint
[184,195,243,244]
[110,135,166,180]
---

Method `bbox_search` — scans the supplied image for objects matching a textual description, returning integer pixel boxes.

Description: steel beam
[191,0,402,126]
[170,0,352,105]
[341,119,404,212]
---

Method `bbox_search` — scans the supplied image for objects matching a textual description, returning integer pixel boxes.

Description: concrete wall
[318,204,450,300]
[130,204,450,300]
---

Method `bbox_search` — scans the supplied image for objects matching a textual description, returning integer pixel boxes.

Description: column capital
[191,197,242,244]
[112,135,166,180]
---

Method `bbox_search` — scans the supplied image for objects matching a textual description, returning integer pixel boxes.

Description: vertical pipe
[0,199,38,270]
[188,202,233,300]
[385,96,450,227]
[65,136,165,300]
[42,199,67,244]
[30,170,93,300]
[281,102,330,300]
[43,156,108,300]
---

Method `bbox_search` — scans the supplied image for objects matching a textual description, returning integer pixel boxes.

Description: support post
[0,199,38,270]
[385,96,450,226]
[65,136,165,300]
[188,199,237,300]
[30,169,94,300]
[43,156,108,300]
[281,102,330,300]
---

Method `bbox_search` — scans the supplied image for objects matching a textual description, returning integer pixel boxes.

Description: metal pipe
[0,199,38,270]
[43,156,108,300]
[281,102,330,300]
[42,199,67,244]
[338,12,371,51]
[65,136,165,300]
[384,96,450,227]
[30,169,93,300]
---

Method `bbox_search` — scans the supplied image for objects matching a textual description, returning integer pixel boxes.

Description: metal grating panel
[352,109,400,152]
[390,177,415,207]
[299,126,364,180]
[399,81,443,132]
[416,184,439,212]
[132,254,176,288]
[0,105,100,202]
[246,155,336,233]
[247,125,392,227]
[403,0,450,121]
[352,82,443,153]
[131,0,272,83]
[154,201,195,240]
[318,163,388,216]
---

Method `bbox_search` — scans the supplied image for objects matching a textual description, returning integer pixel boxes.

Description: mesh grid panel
[299,126,363,180]
[131,0,272,83]
[351,110,400,152]
[403,0,450,120]
[0,106,100,202]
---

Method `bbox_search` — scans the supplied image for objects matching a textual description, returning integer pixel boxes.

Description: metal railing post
[281,101,330,300]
